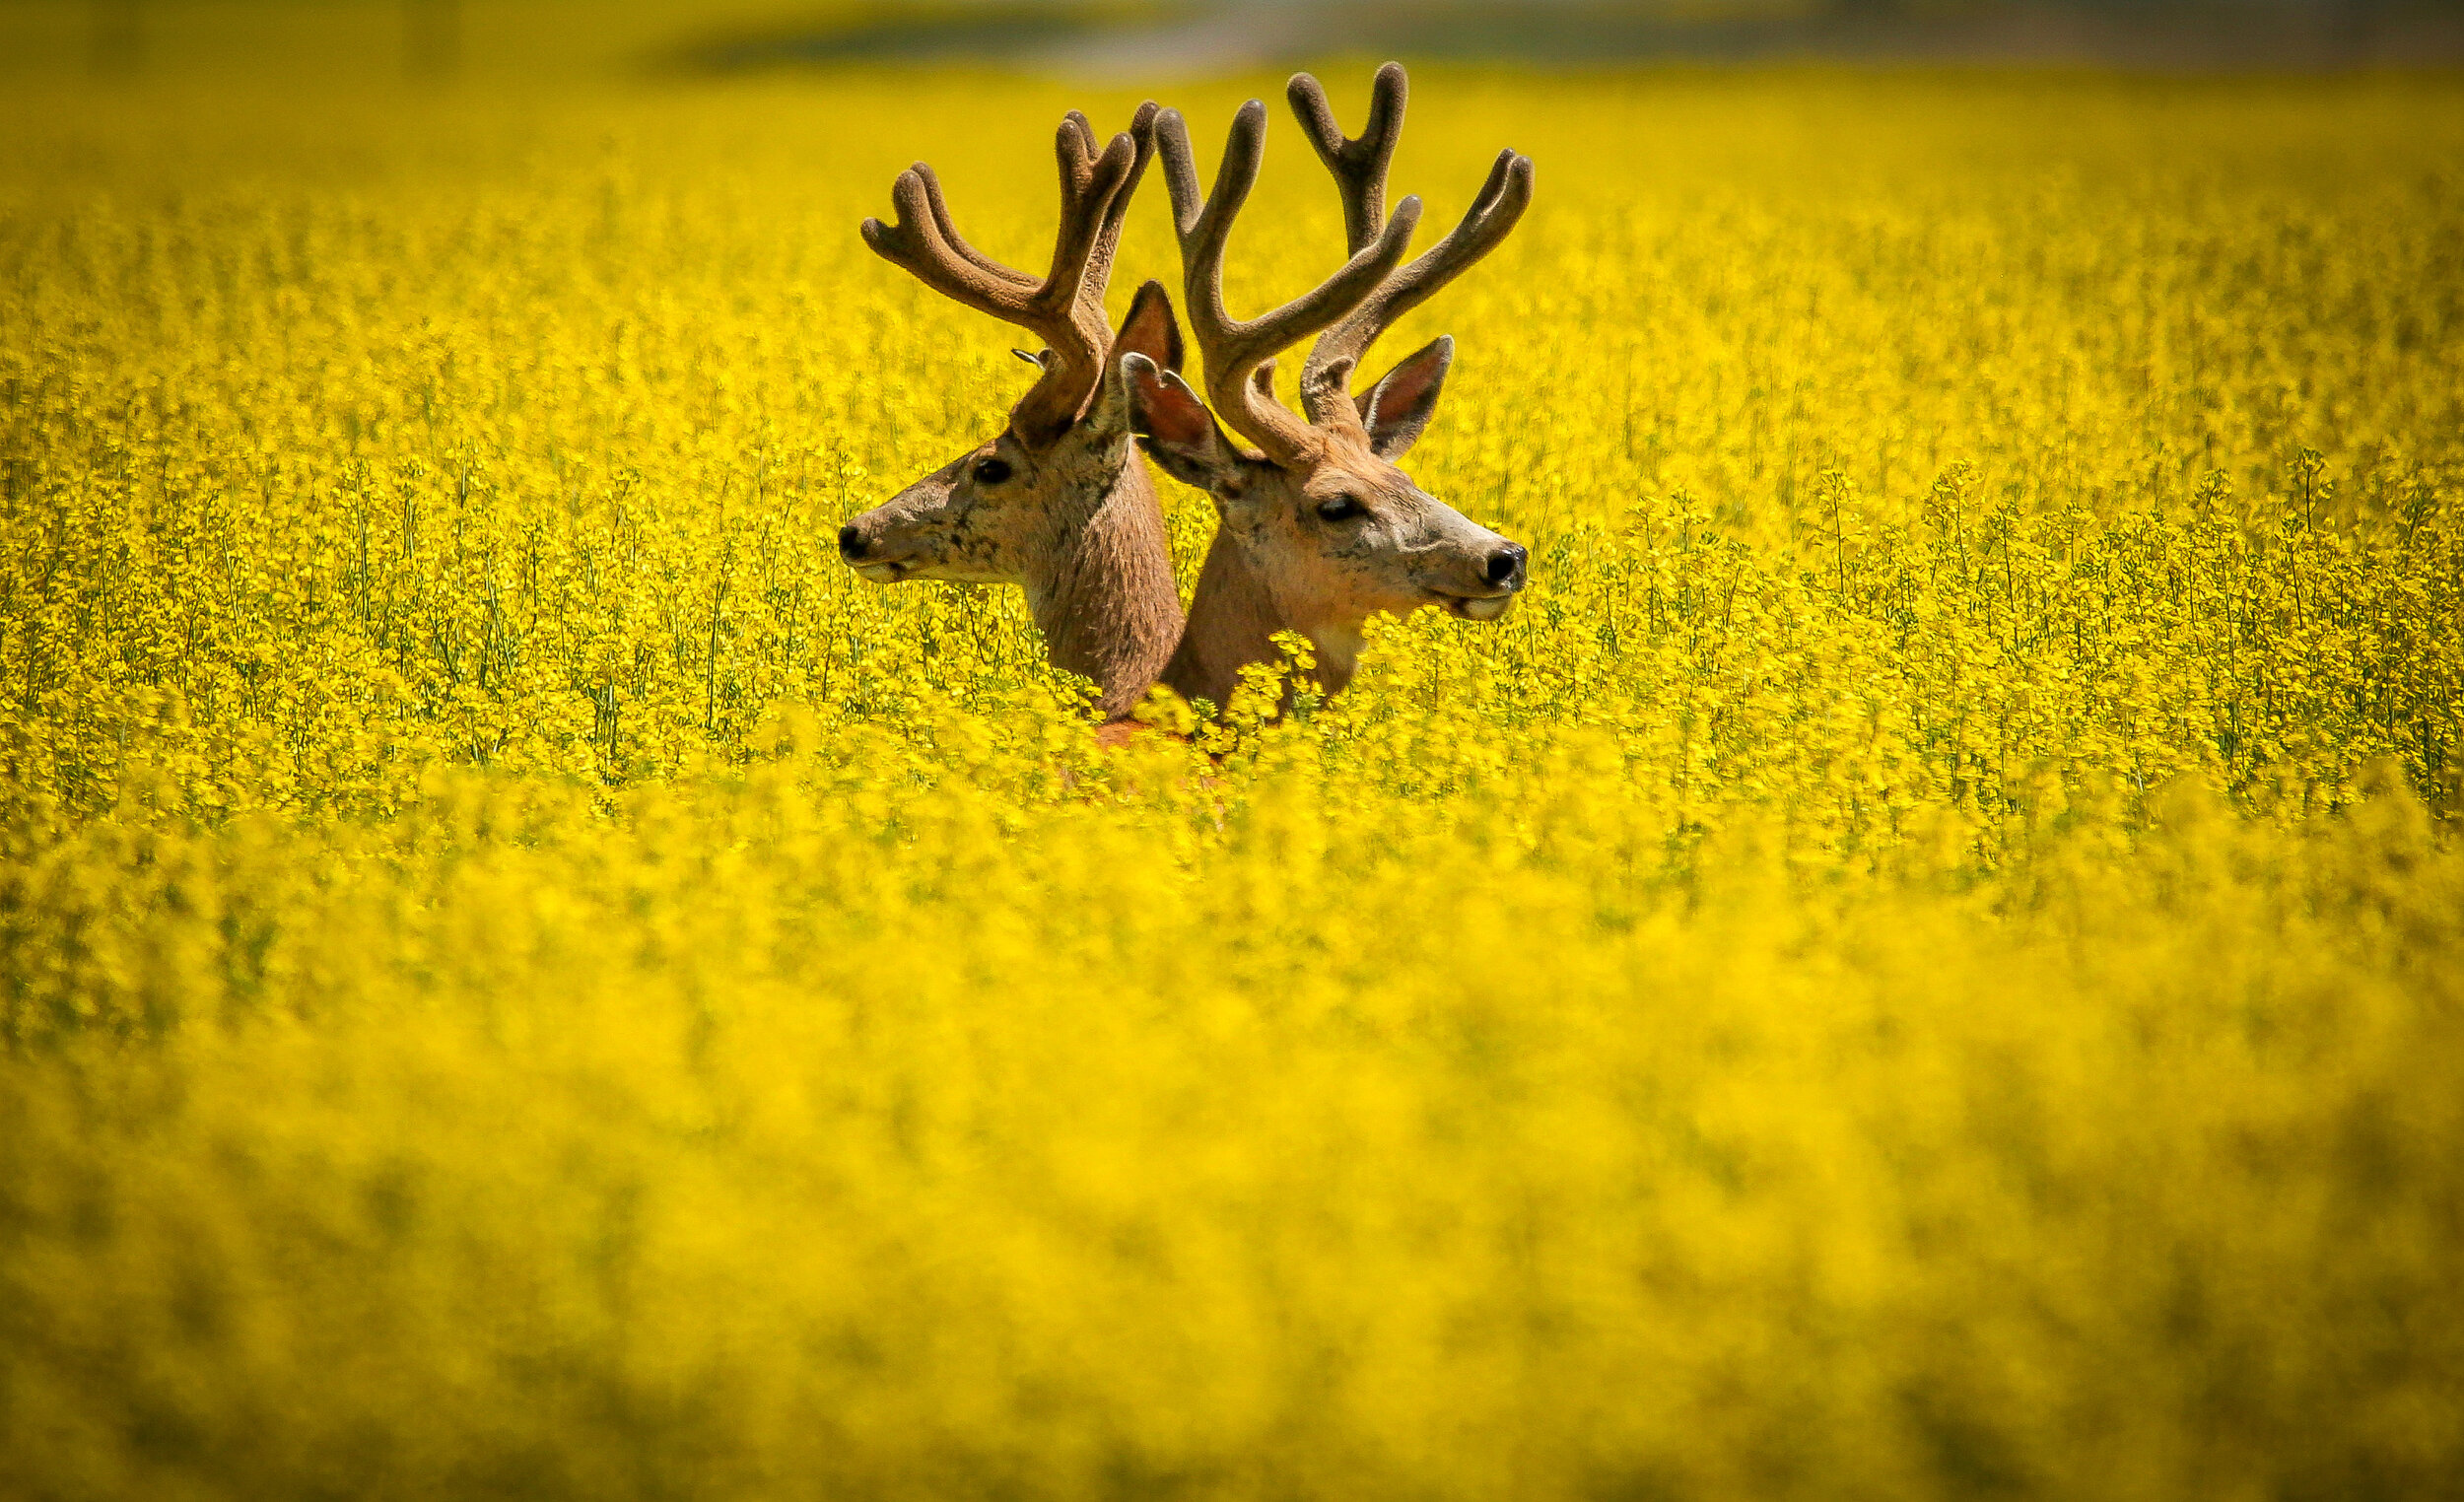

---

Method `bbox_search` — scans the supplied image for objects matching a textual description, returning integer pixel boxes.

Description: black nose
[838,524,868,562]
[1483,543,1527,588]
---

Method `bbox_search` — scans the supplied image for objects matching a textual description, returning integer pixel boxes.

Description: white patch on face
[1310,622,1366,677]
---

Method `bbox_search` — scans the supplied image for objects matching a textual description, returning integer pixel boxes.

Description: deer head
[1126,65,1534,701]
[839,105,1188,717]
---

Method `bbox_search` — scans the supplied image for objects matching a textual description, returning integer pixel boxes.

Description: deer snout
[1484,542,1528,590]
[1423,530,1526,622]
[838,516,920,582]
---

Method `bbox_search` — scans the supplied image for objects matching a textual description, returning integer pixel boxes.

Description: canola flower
[2,57,2462,1502]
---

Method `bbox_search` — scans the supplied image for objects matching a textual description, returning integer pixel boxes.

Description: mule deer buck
[1126,63,1535,709]
[837,104,1188,718]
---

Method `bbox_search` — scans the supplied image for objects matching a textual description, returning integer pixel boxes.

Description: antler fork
[861,102,1160,446]
[1287,64,1537,431]
[1152,100,1421,465]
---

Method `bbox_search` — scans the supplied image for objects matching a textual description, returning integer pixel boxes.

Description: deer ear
[1116,280,1184,375]
[1125,353,1244,496]
[1355,336,1454,460]
[1086,281,1185,436]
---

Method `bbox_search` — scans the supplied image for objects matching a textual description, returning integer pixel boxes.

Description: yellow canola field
[3,61,2462,1501]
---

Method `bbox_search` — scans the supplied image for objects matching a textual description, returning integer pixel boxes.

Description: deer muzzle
[1428,540,1527,621]
[837,524,909,581]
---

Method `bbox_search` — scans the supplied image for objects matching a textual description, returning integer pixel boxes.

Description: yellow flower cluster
[2,59,2459,1501]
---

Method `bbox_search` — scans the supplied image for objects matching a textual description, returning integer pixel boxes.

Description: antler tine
[1084,102,1161,318]
[861,111,1145,444]
[862,168,1031,321]
[1038,120,1136,314]
[1299,145,1536,428]
[1016,119,1140,440]
[912,164,1035,289]
[1287,62,1406,256]
[1154,101,1421,464]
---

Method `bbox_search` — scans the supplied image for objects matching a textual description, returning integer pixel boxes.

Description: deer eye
[972,457,1013,486]
[1316,495,1366,522]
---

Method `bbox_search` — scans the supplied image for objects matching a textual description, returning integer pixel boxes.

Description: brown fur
[840,351,1187,719]
[1025,444,1183,718]
[1128,65,1533,712]
[1131,359,1524,710]
[842,104,1188,720]
[1160,528,1288,707]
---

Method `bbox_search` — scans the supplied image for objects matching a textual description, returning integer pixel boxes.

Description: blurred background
[5,0,2462,88]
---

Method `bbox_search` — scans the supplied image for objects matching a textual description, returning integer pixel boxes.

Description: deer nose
[838,524,869,562]
[1483,543,1527,588]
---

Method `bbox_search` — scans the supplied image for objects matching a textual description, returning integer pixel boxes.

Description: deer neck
[1162,529,1362,710]
[1024,447,1184,720]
